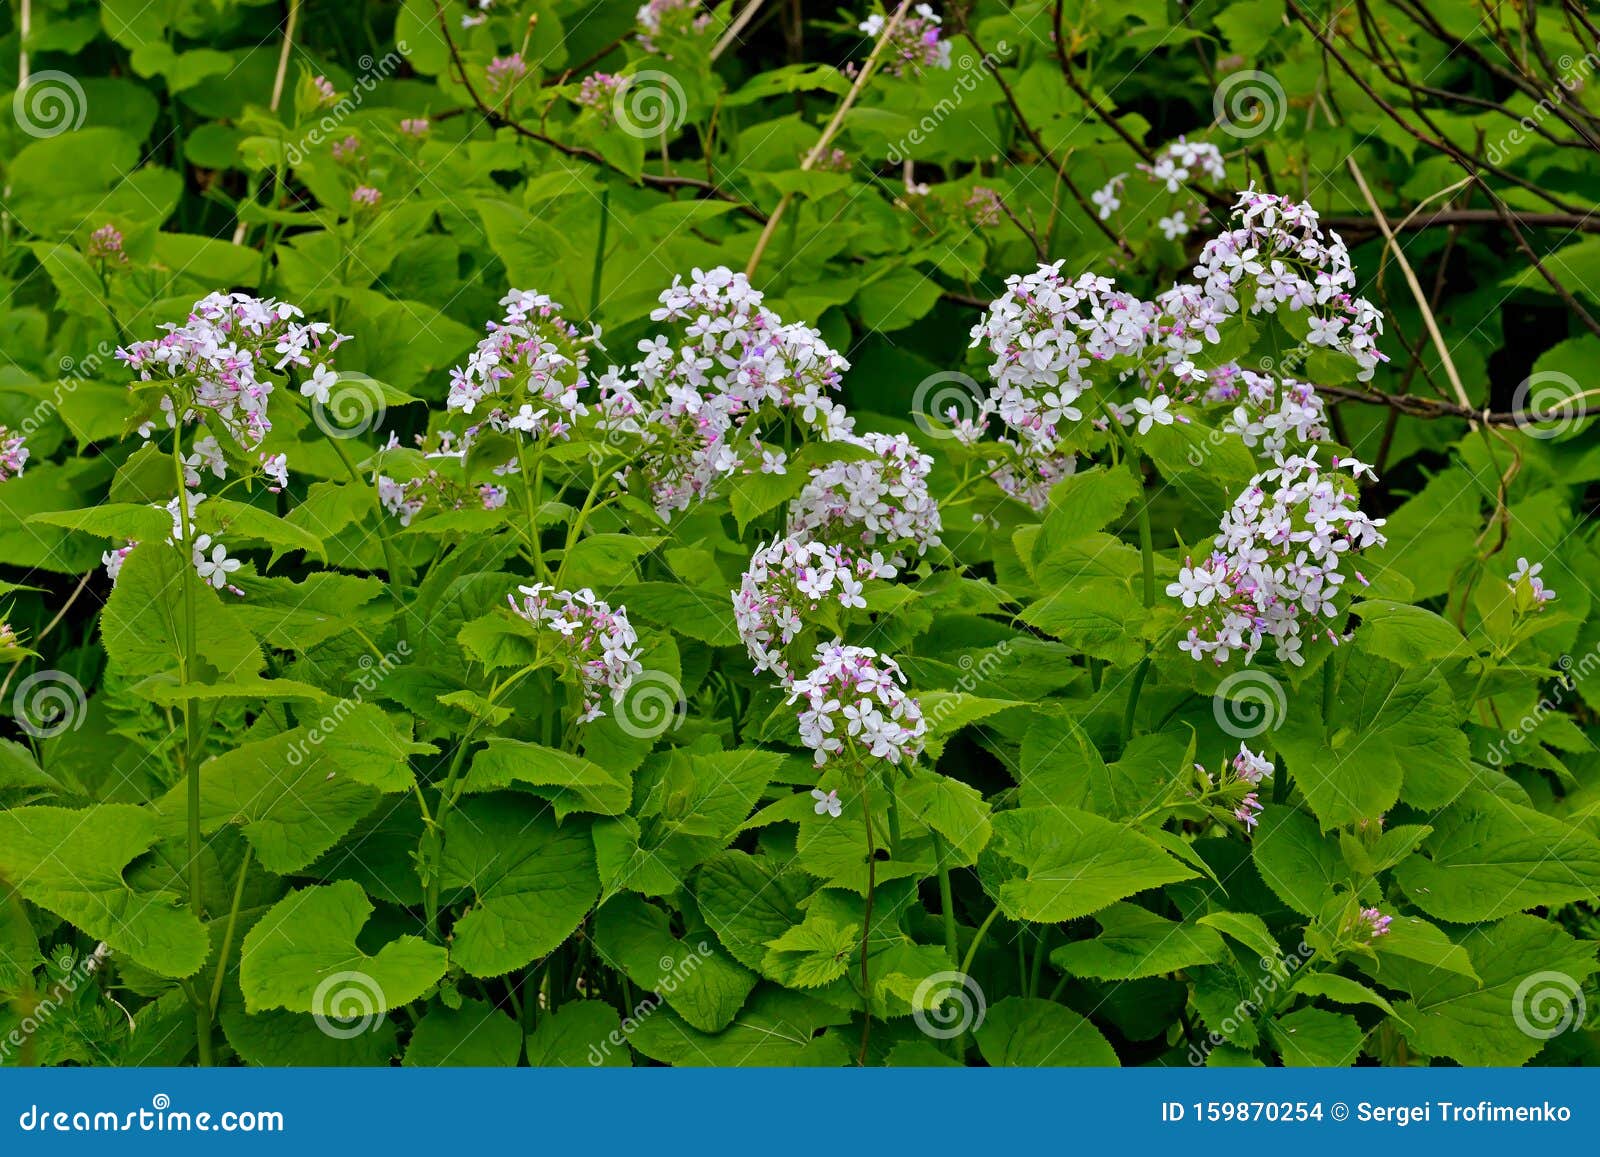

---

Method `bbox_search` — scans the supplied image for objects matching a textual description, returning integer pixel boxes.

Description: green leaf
[1268,1007,1364,1066]
[1049,902,1227,980]
[239,881,447,1014]
[101,543,263,684]
[762,915,858,989]
[1394,790,1600,921]
[694,851,812,973]
[592,894,756,1033]
[1391,915,1598,1065]
[441,795,599,978]
[0,805,208,978]
[900,767,992,863]
[1276,650,1470,827]
[1292,972,1400,1020]
[973,996,1119,1066]
[1252,807,1347,917]
[525,1000,629,1066]
[625,986,850,1066]
[462,738,631,818]
[988,807,1195,923]
[403,998,521,1067]
[155,704,425,874]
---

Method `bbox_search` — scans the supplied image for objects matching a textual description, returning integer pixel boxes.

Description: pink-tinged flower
[788,640,926,767]
[399,117,430,138]
[1232,744,1273,785]
[578,73,624,119]
[507,583,642,722]
[1358,907,1392,938]
[487,54,527,93]
[87,224,127,265]
[810,788,842,818]
[1509,556,1557,605]
[966,186,1002,227]
[331,135,360,161]
[859,4,952,76]
[0,427,28,482]
[351,185,383,207]
[313,75,338,106]
[1233,792,1263,830]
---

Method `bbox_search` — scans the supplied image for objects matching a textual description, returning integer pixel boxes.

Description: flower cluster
[1207,366,1329,455]
[0,427,28,482]
[859,4,952,76]
[447,289,596,441]
[789,642,927,766]
[1508,557,1557,608]
[487,55,527,93]
[786,432,942,557]
[1092,137,1226,233]
[1191,189,1386,380]
[635,0,710,53]
[597,266,852,516]
[971,266,1161,453]
[1356,907,1392,939]
[117,291,344,447]
[577,73,624,119]
[508,583,643,722]
[1169,450,1386,666]
[732,537,896,684]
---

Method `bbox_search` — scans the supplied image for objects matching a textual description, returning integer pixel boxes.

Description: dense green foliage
[1,0,1599,1068]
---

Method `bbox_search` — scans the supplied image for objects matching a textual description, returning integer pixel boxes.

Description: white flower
[1133,395,1175,434]
[192,535,241,589]
[300,362,338,405]
[810,788,842,818]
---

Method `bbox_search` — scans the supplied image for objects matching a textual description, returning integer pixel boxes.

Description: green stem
[857,776,877,1067]
[931,832,959,965]
[208,845,254,1016]
[960,904,1002,978]
[589,187,610,322]
[170,433,210,1066]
